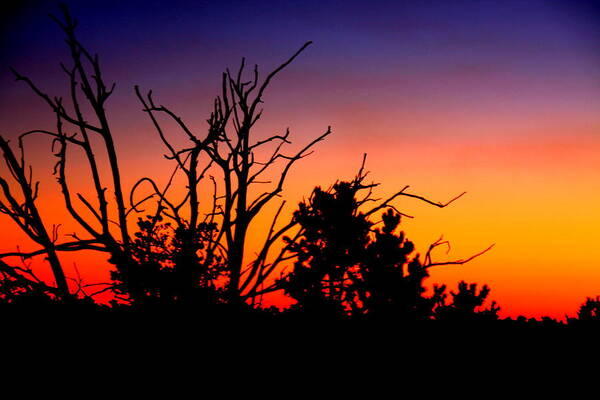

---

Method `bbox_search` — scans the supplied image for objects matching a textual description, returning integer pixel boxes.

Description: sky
[1,0,600,318]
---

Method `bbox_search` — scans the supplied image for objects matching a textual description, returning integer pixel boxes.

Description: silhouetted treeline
[1,172,598,329]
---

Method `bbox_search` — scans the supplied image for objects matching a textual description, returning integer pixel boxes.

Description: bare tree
[0,137,69,297]
[134,41,331,304]
[1,5,131,299]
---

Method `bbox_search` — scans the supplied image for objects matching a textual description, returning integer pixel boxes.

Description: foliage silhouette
[279,161,490,321]
[0,259,59,307]
[566,296,600,327]
[434,281,500,322]
[577,296,600,321]
[110,214,225,309]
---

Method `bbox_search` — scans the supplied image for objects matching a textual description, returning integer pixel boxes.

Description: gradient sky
[1,0,600,318]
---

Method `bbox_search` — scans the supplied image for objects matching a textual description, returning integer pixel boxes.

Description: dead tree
[0,137,69,297]
[134,42,331,303]
[1,5,132,298]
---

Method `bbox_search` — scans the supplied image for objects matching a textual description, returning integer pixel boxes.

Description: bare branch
[425,243,495,269]
[249,41,313,116]
[248,126,331,218]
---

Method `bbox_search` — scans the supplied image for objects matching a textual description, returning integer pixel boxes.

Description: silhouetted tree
[281,179,372,317]
[0,137,70,298]
[578,296,600,320]
[1,5,137,305]
[279,158,491,321]
[134,42,330,305]
[434,281,500,322]
[567,296,600,326]
[111,214,225,308]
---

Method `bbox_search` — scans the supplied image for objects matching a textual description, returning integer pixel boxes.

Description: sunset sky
[1,0,600,318]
